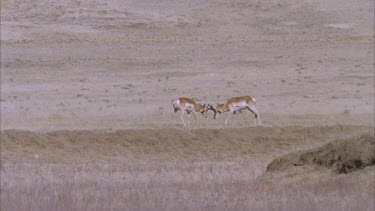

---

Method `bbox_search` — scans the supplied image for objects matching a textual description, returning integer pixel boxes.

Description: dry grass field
[1,0,374,210]
[1,126,374,210]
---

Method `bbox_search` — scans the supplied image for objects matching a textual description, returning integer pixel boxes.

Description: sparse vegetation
[1,0,374,209]
[1,126,374,210]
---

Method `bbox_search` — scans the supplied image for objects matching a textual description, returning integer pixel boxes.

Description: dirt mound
[267,134,375,174]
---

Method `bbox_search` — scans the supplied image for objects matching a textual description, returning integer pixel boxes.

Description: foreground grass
[1,126,374,210]
[1,161,374,210]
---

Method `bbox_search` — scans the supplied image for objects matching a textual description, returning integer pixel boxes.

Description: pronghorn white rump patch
[185,103,194,110]
[172,99,180,107]
[233,101,248,109]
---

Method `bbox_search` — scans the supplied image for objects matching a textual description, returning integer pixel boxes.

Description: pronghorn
[211,96,261,126]
[172,97,209,126]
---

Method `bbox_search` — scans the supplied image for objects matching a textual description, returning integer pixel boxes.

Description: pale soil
[1,0,374,210]
[1,0,374,130]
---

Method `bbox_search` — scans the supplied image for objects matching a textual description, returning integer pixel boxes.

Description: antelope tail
[251,97,256,104]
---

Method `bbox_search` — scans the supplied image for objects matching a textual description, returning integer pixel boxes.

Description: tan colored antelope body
[212,96,261,126]
[172,97,208,126]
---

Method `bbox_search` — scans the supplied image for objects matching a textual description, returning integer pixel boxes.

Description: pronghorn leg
[192,111,197,120]
[192,112,198,127]
[247,106,261,125]
[181,112,187,127]
[232,111,237,126]
[187,112,191,126]
[224,112,231,126]
[247,107,258,125]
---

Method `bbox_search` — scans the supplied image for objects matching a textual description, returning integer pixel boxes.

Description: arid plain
[1,0,374,210]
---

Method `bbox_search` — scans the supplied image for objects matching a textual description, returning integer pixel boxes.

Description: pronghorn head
[214,103,228,119]
[196,103,208,118]
[205,104,217,118]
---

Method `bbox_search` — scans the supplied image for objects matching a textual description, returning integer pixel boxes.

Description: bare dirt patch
[1,0,374,130]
